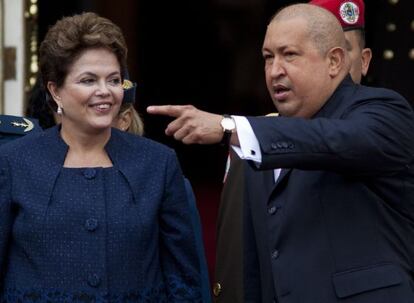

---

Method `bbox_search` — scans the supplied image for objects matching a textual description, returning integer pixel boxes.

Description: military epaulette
[0,115,41,145]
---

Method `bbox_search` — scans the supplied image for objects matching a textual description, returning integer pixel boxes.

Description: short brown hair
[39,12,127,89]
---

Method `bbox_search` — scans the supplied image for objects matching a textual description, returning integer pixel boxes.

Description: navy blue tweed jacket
[0,126,201,302]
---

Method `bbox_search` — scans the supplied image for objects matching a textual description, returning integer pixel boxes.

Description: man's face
[262,18,333,118]
[344,30,371,84]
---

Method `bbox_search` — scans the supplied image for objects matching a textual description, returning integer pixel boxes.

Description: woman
[0,12,201,302]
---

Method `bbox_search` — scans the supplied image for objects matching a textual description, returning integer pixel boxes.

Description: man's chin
[273,101,296,118]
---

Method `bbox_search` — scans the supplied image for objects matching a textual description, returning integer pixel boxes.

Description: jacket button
[87,273,101,287]
[268,206,281,215]
[85,218,98,232]
[272,250,279,259]
[213,282,222,297]
[83,168,96,179]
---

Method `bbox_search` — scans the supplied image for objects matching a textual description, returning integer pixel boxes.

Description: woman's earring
[57,105,63,115]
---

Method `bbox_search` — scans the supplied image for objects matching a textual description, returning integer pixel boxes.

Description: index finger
[146,105,187,118]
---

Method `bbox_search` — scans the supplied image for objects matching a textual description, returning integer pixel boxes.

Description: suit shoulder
[0,115,42,148]
[345,85,413,114]
[356,85,409,103]
[0,129,45,158]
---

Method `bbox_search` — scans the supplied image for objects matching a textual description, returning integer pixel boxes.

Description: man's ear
[327,47,347,78]
[361,47,372,76]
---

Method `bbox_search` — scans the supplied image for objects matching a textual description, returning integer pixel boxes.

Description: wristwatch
[220,115,236,146]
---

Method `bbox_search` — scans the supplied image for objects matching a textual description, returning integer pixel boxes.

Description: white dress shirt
[231,116,281,182]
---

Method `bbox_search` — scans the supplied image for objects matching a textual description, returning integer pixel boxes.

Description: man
[214,1,372,301]
[148,3,414,302]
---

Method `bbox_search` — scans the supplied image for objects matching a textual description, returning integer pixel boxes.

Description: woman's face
[48,48,123,134]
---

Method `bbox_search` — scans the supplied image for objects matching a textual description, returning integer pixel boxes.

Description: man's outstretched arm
[147,105,240,146]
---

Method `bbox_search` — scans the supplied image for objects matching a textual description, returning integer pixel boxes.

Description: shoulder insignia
[11,117,35,132]
[0,115,41,136]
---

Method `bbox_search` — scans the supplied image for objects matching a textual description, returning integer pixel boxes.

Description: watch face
[221,117,236,131]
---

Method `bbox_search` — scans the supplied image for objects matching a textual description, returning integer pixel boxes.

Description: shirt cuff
[230,116,262,164]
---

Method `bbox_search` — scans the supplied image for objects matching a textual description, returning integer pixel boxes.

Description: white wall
[3,0,24,115]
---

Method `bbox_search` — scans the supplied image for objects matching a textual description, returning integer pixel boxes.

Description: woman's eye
[109,78,121,85]
[80,78,95,84]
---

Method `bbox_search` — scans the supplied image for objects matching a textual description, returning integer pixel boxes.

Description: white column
[4,0,25,115]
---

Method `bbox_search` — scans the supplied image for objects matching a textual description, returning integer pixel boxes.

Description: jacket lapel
[274,168,291,187]
[30,126,68,209]
[105,129,149,205]
[267,168,292,203]
[263,76,354,202]
[262,169,275,198]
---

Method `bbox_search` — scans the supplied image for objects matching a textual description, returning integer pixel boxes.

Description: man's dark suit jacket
[244,76,414,303]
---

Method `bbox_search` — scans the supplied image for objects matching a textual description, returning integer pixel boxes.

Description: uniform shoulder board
[0,114,42,145]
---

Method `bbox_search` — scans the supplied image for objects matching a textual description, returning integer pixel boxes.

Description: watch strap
[220,114,233,146]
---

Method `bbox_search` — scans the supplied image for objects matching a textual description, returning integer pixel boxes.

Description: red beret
[309,0,365,31]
